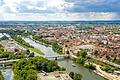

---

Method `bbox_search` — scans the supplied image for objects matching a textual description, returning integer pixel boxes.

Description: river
[1,69,14,80]
[23,38,106,80]
[23,38,59,57]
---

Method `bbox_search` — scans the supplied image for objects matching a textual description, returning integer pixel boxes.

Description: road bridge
[0,59,20,64]
[0,54,69,64]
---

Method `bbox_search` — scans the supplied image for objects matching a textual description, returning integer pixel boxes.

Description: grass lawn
[29,48,44,55]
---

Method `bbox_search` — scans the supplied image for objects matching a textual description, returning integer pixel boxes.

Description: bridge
[0,59,20,64]
[0,54,69,64]
[33,50,69,60]
[45,54,69,60]
[46,55,68,58]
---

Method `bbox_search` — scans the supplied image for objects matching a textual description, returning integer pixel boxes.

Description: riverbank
[93,63,120,80]
[12,36,44,55]
[0,71,4,80]
[31,36,63,54]
[28,47,44,55]
[71,54,120,80]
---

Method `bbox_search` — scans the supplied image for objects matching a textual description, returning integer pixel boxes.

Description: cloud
[83,0,106,4]
[0,0,4,6]
[0,0,120,20]
[1,0,120,13]
[27,6,47,11]
[65,0,120,12]
[0,0,74,13]
[2,0,119,13]
[1,12,119,21]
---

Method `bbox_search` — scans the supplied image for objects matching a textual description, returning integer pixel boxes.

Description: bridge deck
[0,59,19,64]
[46,55,68,58]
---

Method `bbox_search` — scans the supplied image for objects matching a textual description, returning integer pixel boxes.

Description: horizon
[1,20,120,25]
[1,20,120,21]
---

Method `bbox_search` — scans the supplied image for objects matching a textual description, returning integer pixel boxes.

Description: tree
[13,56,64,80]
[80,49,87,58]
[69,72,74,79]
[0,35,9,41]
[26,50,30,55]
[74,73,82,80]
[14,48,19,52]
[76,51,80,56]
[0,49,4,54]
[113,59,120,65]
[0,71,4,80]
[66,50,69,54]
[0,44,3,48]
[76,57,86,64]
[52,42,62,54]
[69,72,82,80]
[93,50,98,56]
[84,63,96,70]
[26,69,37,80]
[29,52,34,57]
[101,65,112,72]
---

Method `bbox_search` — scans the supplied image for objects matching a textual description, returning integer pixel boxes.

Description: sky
[0,0,120,21]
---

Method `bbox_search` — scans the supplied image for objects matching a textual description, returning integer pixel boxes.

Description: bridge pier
[55,57,57,60]
[0,64,5,68]
[46,54,69,60]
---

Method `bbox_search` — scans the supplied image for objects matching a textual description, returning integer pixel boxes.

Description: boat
[72,64,76,67]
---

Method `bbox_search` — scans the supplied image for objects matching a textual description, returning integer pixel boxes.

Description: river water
[1,69,14,80]
[23,38,59,57]
[23,38,105,80]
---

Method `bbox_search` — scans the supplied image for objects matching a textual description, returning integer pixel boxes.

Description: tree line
[0,71,4,80]
[13,56,65,80]
[0,47,34,59]
[76,49,95,70]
